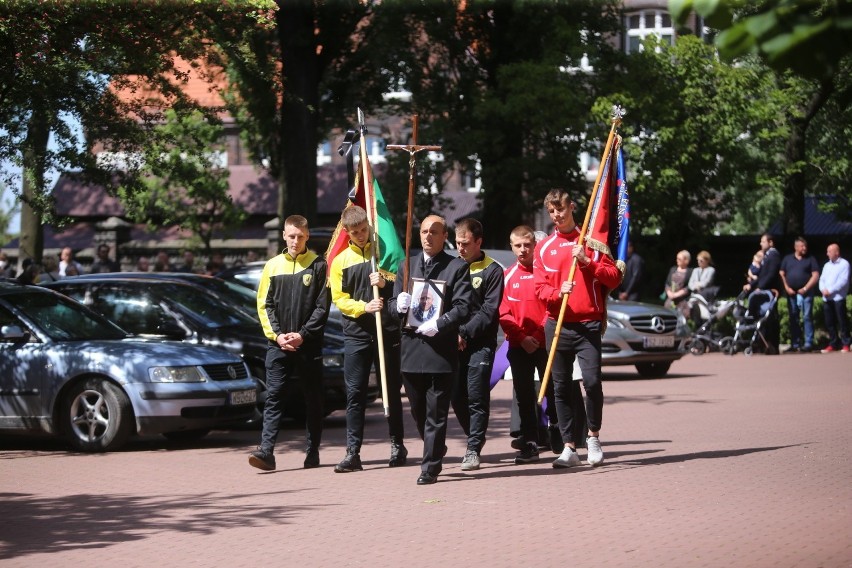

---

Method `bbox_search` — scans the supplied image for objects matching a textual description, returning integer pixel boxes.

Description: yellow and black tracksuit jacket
[257,249,330,351]
[458,254,504,351]
[330,241,399,343]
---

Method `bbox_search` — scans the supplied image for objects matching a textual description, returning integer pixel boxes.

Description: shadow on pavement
[0,489,323,560]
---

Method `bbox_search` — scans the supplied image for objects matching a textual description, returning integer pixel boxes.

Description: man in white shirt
[58,247,84,277]
[818,243,850,353]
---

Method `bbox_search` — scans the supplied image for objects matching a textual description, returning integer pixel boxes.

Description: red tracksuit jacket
[533,227,621,323]
[499,260,546,348]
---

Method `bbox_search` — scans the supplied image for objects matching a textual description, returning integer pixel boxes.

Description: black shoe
[783,346,800,353]
[514,442,540,465]
[248,448,276,471]
[548,425,565,455]
[801,345,813,353]
[510,437,525,450]
[334,448,362,473]
[389,443,408,467]
[417,472,437,485]
[303,448,320,469]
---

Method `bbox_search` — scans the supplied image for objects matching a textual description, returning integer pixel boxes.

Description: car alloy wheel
[63,378,134,452]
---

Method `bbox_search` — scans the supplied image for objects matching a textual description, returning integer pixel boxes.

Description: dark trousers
[544,319,604,445]
[506,347,588,448]
[508,346,557,443]
[260,345,324,454]
[451,346,494,453]
[343,337,404,450]
[823,298,851,349]
[402,372,453,476]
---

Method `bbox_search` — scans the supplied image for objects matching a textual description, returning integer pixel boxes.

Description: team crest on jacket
[472,276,482,289]
[302,274,312,286]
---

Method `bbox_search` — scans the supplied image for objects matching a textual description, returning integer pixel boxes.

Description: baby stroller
[724,289,779,356]
[684,292,737,356]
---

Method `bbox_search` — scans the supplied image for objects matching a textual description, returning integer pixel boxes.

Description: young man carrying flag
[533,134,629,468]
[326,152,408,471]
[329,205,407,471]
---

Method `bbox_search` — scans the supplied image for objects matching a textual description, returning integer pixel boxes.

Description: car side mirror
[1,324,27,340]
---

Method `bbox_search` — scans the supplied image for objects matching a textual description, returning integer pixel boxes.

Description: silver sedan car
[0,282,258,452]
[602,300,689,377]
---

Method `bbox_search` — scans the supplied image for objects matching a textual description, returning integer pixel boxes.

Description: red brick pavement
[1,352,850,567]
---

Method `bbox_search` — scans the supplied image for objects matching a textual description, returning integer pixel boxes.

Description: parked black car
[44,275,365,421]
[216,261,266,291]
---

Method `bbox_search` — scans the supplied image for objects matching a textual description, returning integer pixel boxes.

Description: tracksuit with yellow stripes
[256,248,330,457]
[330,241,405,453]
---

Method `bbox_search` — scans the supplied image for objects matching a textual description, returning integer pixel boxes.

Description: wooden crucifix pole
[386,114,442,293]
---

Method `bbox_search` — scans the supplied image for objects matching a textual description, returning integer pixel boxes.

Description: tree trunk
[478,3,525,247]
[18,108,51,268]
[782,78,834,237]
[480,140,525,248]
[277,2,319,231]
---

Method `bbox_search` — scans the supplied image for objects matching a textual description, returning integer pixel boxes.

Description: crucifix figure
[386,114,443,292]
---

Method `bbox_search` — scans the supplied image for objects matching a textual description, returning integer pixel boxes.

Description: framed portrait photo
[406,278,446,329]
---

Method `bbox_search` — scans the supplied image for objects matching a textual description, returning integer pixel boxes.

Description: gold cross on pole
[386,114,442,292]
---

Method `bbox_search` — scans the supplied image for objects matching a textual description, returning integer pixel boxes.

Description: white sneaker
[461,449,480,471]
[586,436,604,466]
[552,447,580,468]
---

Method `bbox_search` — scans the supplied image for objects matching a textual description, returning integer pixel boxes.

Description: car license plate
[229,389,257,405]
[643,336,674,349]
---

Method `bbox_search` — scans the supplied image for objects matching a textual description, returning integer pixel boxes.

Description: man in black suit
[743,232,782,353]
[390,215,473,485]
[617,242,644,301]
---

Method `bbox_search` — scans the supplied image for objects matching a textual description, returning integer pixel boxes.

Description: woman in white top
[688,250,716,294]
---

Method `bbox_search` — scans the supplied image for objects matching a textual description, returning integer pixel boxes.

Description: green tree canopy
[669,0,852,234]
[117,109,246,253]
[0,0,274,261]
[365,0,624,246]
[595,35,791,246]
[669,0,852,82]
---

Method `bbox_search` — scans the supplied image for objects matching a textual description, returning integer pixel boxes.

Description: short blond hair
[284,215,309,231]
[509,225,536,242]
[341,205,368,230]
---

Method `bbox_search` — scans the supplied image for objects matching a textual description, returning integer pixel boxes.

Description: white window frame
[625,10,675,54]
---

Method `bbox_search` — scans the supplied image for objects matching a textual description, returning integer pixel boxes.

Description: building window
[317,141,332,166]
[369,136,386,163]
[463,157,482,193]
[625,10,674,53]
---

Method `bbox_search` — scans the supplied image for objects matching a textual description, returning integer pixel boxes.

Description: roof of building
[769,196,852,236]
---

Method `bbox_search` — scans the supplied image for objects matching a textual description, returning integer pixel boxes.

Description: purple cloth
[489,340,510,389]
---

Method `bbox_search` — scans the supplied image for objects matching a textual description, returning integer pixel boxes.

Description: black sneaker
[248,448,276,471]
[548,425,565,455]
[303,448,320,469]
[510,437,525,450]
[514,442,540,464]
[783,346,800,353]
[389,443,408,467]
[334,448,363,473]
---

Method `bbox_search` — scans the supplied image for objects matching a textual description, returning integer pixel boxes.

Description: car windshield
[9,290,127,341]
[167,285,257,329]
[209,279,258,310]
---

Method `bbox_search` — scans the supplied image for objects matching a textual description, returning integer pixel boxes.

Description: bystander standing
[818,243,850,354]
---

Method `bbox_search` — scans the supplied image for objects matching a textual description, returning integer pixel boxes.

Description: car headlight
[606,316,625,329]
[322,354,343,368]
[149,366,205,383]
